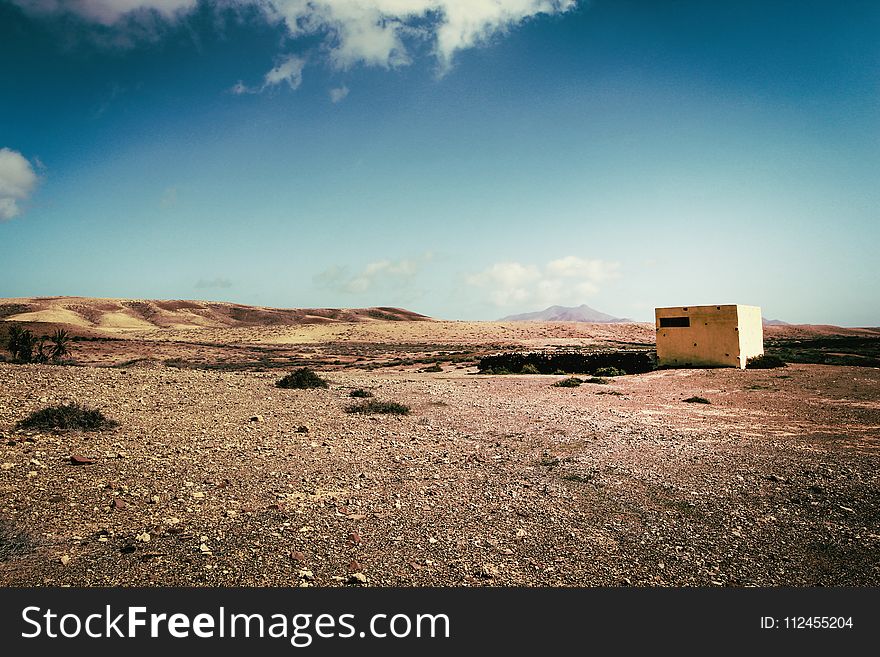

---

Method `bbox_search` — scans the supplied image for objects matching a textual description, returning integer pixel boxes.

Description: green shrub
[746,354,786,369]
[584,377,608,384]
[345,400,411,415]
[419,364,443,373]
[520,363,541,374]
[276,367,329,389]
[16,402,119,431]
[553,377,583,388]
[683,396,711,404]
[594,366,626,377]
[349,388,374,398]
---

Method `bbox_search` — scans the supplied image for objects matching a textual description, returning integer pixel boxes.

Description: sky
[1,0,878,325]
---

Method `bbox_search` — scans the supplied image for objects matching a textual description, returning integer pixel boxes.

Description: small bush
[0,520,34,561]
[349,388,374,398]
[584,377,608,385]
[345,400,411,415]
[746,354,786,369]
[419,364,443,373]
[683,396,711,404]
[520,364,541,375]
[16,402,119,431]
[594,366,626,377]
[553,377,583,388]
[276,367,329,389]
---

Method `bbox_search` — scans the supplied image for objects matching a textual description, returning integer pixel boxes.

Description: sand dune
[0,296,430,334]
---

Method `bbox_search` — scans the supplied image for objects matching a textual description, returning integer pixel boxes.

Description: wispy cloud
[231,54,306,94]
[314,256,426,294]
[0,147,39,222]
[329,85,350,103]
[467,256,620,308]
[195,277,234,289]
[16,1,578,74]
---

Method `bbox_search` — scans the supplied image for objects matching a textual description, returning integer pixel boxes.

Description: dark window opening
[660,317,690,328]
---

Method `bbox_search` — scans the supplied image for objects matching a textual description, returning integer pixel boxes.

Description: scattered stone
[135,532,151,543]
[192,492,205,499]
[70,455,95,465]
[249,415,263,423]
[112,499,127,510]
[291,551,306,562]
[150,495,161,504]
[298,569,314,581]
[481,563,500,578]
[224,509,237,517]
[348,560,361,572]
[59,555,70,566]
[348,572,367,584]
[348,531,362,544]
[296,426,309,433]
[1,462,15,470]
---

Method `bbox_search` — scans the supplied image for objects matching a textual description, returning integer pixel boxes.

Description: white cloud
[0,148,39,221]
[329,85,350,103]
[467,256,620,308]
[15,1,578,72]
[231,54,305,94]
[262,54,305,89]
[229,80,251,95]
[315,257,420,294]
[20,0,197,26]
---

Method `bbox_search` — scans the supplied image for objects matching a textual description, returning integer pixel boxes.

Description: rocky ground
[1,357,878,587]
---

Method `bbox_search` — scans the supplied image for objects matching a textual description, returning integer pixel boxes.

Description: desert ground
[1,297,878,586]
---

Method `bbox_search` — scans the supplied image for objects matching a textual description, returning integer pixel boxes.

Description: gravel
[1,361,878,586]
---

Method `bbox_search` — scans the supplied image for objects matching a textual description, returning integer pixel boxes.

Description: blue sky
[1,0,878,325]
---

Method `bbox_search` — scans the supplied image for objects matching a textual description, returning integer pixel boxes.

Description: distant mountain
[499,304,632,323]
[762,317,790,326]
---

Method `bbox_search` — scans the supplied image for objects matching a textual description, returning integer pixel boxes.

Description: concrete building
[655,304,763,369]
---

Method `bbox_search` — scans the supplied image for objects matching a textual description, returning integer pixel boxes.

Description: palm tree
[6,324,36,362]
[6,324,24,359]
[49,328,71,362]
[34,337,50,364]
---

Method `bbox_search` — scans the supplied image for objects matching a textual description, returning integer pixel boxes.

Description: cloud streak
[0,148,39,221]
[467,256,620,308]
